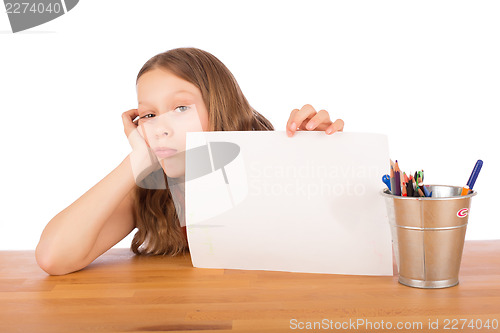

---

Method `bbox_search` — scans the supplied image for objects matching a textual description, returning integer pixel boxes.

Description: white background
[1,0,498,250]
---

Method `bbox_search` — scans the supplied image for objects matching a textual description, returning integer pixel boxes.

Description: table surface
[1,240,499,333]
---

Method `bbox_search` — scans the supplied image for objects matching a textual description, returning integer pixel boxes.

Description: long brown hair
[131,47,274,256]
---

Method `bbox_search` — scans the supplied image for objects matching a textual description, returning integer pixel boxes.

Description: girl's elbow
[35,245,76,276]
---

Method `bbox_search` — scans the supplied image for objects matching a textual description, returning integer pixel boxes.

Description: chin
[158,156,185,181]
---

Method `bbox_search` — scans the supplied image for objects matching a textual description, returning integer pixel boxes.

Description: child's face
[136,68,209,179]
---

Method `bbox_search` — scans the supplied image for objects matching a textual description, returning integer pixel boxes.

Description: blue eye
[139,106,189,120]
[175,105,190,112]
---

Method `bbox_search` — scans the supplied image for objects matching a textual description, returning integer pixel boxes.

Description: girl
[35,47,345,275]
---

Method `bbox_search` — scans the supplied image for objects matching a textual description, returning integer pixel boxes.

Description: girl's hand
[286,104,344,137]
[122,109,162,186]
[122,109,149,149]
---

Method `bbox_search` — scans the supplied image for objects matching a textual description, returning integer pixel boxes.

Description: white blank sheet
[185,131,393,276]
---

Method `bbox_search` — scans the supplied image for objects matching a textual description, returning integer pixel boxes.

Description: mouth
[153,147,178,158]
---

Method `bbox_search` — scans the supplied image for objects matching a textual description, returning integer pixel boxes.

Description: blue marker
[461,160,483,196]
[467,159,483,189]
[382,174,392,192]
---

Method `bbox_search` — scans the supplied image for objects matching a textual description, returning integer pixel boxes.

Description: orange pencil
[400,171,407,196]
[394,160,400,173]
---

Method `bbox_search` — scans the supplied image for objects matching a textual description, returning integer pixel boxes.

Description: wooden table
[1,240,499,332]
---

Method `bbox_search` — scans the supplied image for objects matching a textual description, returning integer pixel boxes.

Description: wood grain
[0,240,499,332]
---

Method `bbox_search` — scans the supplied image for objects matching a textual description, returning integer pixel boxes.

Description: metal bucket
[381,185,477,288]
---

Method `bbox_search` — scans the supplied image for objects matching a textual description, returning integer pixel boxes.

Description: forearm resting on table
[35,155,136,275]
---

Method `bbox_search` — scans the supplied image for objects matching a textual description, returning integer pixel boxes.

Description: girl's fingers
[125,118,151,150]
[122,109,139,137]
[287,104,317,136]
[304,109,330,131]
[325,119,345,135]
[286,109,299,136]
[123,108,139,120]
[123,108,151,148]
[287,105,345,137]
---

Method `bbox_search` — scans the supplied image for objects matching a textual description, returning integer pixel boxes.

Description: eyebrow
[138,90,195,106]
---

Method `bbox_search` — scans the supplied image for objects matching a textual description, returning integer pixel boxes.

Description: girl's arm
[36,109,159,275]
[35,154,137,275]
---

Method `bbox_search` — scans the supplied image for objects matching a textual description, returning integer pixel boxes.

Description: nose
[152,113,174,138]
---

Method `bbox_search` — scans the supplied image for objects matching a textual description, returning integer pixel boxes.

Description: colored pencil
[390,165,395,195]
[406,178,414,197]
[412,176,419,197]
[394,160,401,196]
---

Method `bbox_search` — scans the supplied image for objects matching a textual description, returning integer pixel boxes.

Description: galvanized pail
[381,185,477,288]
